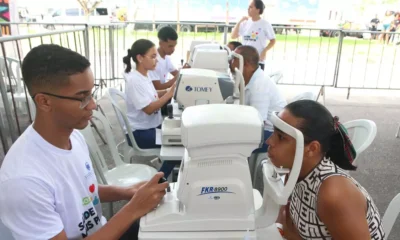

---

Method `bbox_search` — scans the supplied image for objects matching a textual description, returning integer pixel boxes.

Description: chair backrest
[106,88,142,152]
[0,219,14,240]
[80,111,125,175]
[0,57,23,94]
[106,88,127,131]
[288,91,317,103]
[382,193,400,239]
[342,119,377,165]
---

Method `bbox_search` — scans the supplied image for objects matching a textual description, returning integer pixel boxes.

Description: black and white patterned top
[289,158,385,240]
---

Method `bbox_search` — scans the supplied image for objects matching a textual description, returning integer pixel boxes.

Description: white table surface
[160,145,185,161]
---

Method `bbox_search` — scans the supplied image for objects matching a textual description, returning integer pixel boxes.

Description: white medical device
[161,67,245,146]
[191,49,230,73]
[188,43,231,73]
[140,105,304,240]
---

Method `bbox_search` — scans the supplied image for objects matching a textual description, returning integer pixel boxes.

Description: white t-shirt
[148,52,177,84]
[239,19,275,63]
[0,126,104,239]
[245,67,287,132]
[125,70,162,131]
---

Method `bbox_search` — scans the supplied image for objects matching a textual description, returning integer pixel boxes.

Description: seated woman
[268,100,385,240]
[123,39,175,149]
[123,39,178,178]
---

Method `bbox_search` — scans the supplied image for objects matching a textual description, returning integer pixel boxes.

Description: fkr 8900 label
[199,186,233,196]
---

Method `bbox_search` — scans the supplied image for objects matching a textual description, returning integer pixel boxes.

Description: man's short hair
[236,45,259,69]
[158,26,178,42]
[22,44,91,96]
[228,41,242,50]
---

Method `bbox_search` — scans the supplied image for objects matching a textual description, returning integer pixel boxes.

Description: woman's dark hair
[123,39,155,73]
[228,41,242,50]
[285,100,357,171]
[253,0,265,15]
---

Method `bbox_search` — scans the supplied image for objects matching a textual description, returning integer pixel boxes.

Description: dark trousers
[126,125,162,149]
[119,220,140,240]
[126,125,179,180]
[159,160,181,179]
[259,63,265,70]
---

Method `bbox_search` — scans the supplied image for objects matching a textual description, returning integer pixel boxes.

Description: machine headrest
[181,104,263,158]
[266,111,304,204]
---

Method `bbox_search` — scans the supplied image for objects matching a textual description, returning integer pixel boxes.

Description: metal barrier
[0,21,399,158]
[335,30,400,97]
[0,27,87,160]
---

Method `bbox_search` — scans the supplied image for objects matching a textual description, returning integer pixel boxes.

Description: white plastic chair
[0,219,14,240]
[106,88,160,163]
[382,193,400,239]
[288,91,318,104]
[342,119,377,166]
[0,56,35,119]
[80,110,158,187]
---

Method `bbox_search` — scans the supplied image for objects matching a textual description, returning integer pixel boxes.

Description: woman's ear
[136,54,143,63]
[305,141,321,158]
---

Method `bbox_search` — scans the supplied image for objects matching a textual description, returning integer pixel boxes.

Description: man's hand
[260,51,267,61]
[167,82,176,98]
[128,172,169,218]
[125,181,147,199]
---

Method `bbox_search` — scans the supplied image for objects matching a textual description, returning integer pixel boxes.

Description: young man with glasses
[0,44,168,240]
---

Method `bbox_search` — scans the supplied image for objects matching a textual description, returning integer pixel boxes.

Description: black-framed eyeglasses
[32,84,99,109]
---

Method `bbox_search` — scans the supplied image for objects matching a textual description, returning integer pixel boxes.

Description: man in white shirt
[231,0,276,71]
[148,26,182,115]
[149,26,179,91]
[230,45,286,152]
[0,44,168,240]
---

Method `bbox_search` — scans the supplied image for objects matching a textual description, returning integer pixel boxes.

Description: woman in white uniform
[123,39,175,149]
[231,0,276,70]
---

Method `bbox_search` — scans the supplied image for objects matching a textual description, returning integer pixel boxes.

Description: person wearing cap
[270,100,385,240]
[229,45,286,153]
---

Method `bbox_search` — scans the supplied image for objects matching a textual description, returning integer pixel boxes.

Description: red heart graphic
[89,184,95,193]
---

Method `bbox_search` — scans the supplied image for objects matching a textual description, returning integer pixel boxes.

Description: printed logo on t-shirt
[85,162,91,171]
[78,207,102,238]
[243,31,259,42]
[78,183,101,237]
[82,184,100,206]
[84,162,94,179]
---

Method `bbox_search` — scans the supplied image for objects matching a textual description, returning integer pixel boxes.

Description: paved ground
[92,85,400,239]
